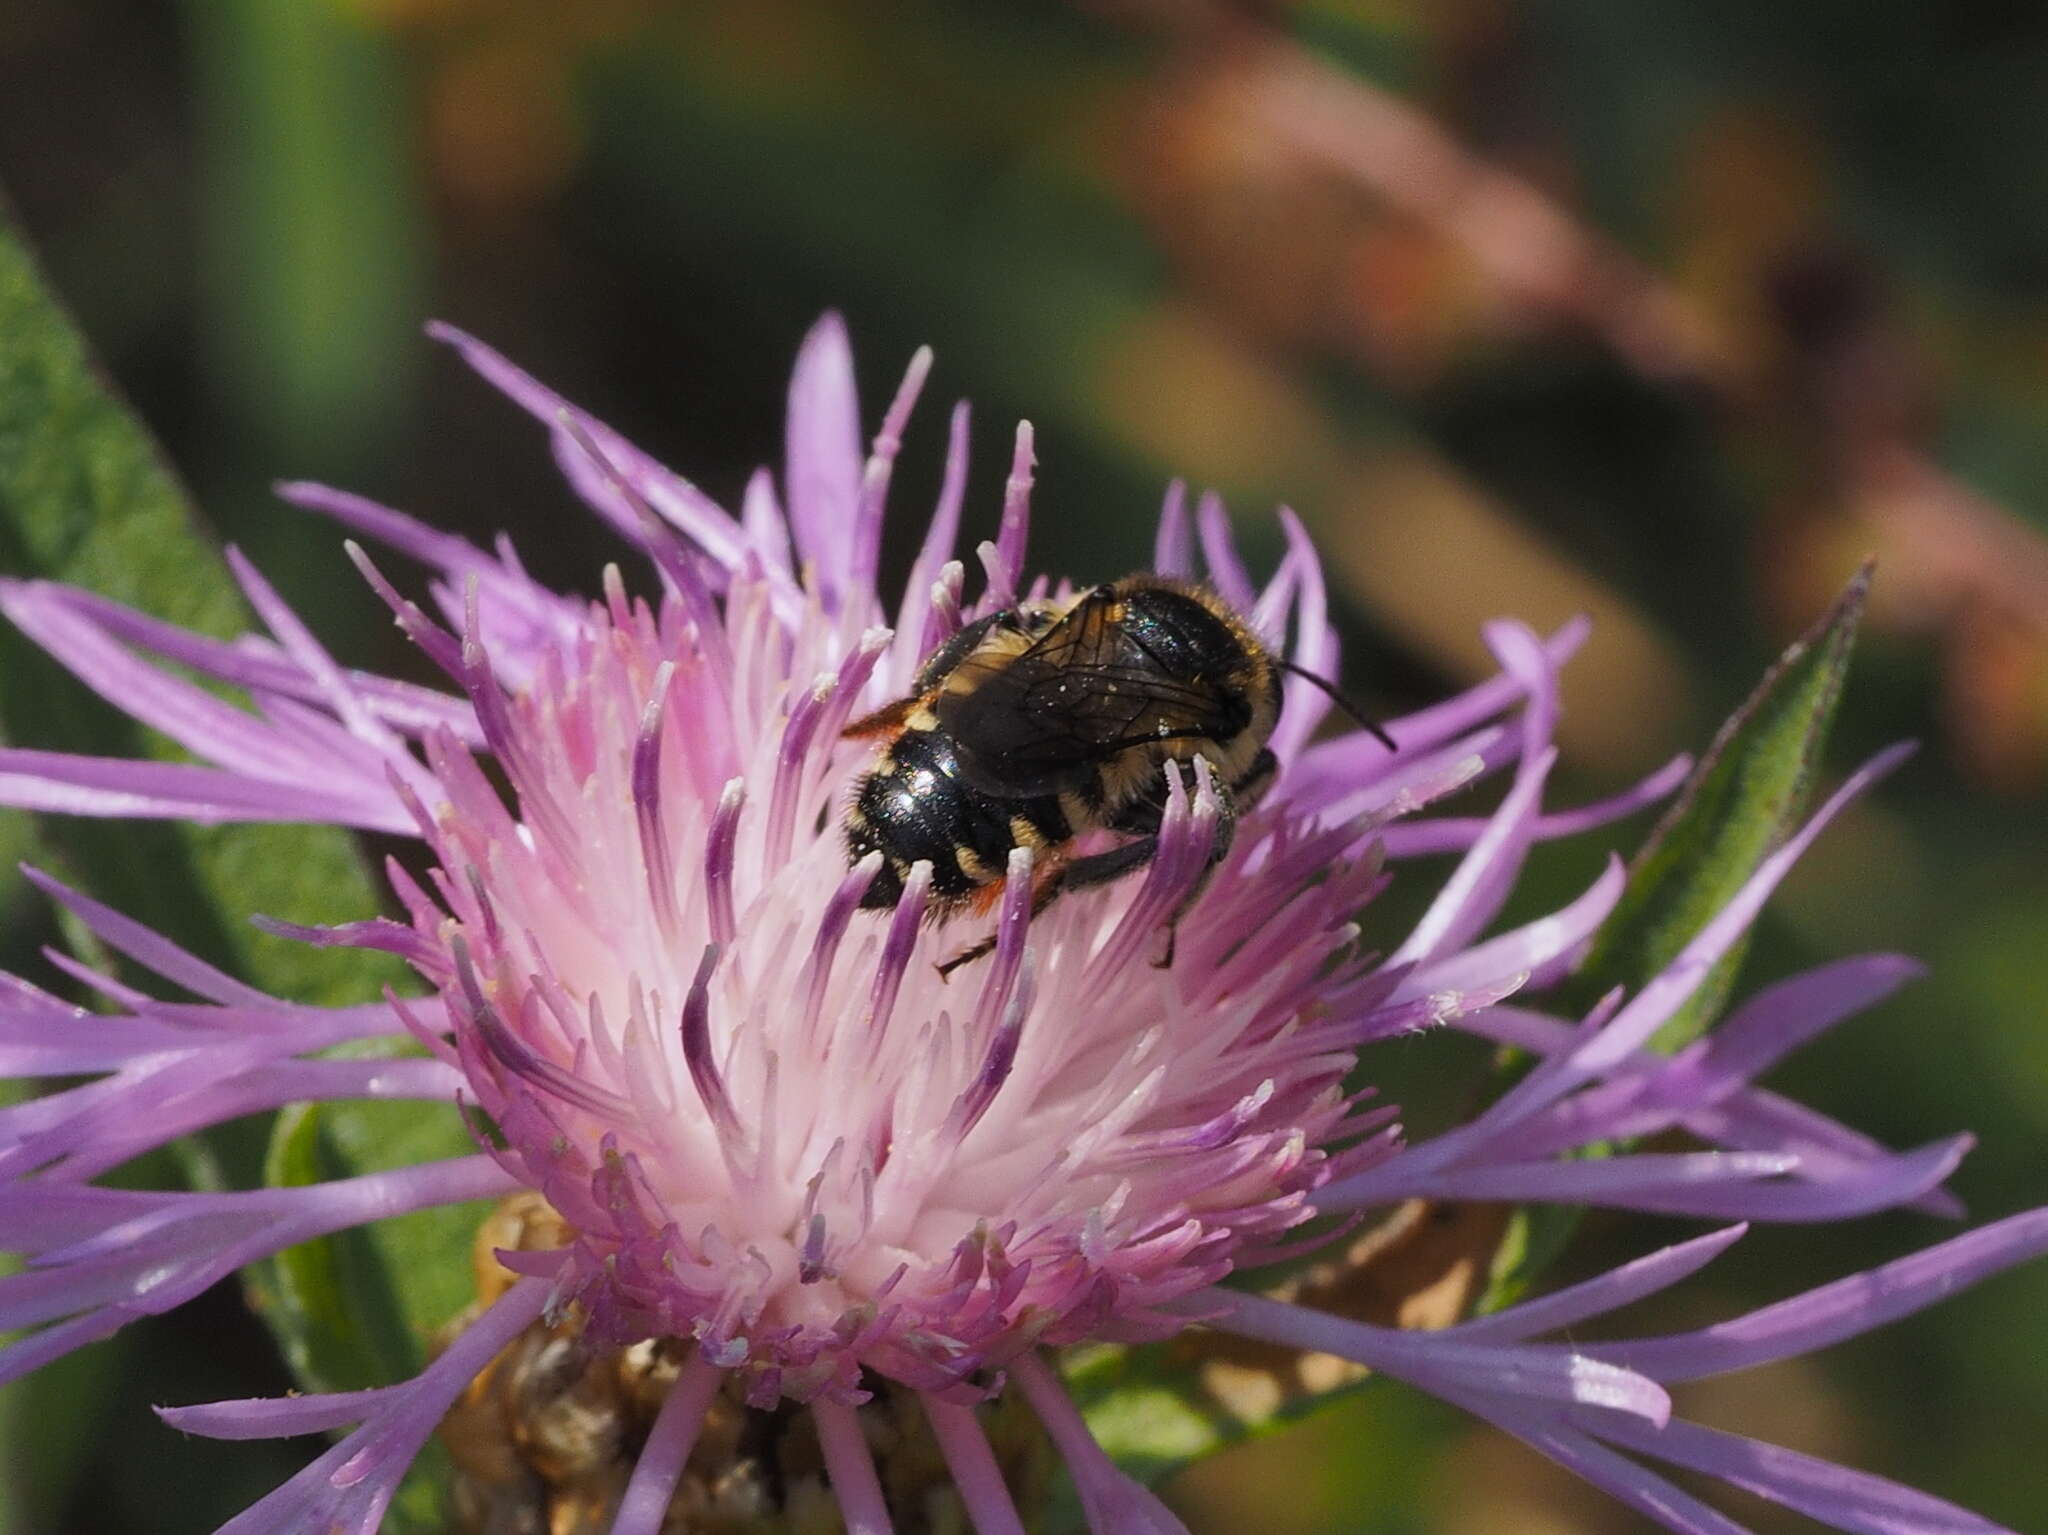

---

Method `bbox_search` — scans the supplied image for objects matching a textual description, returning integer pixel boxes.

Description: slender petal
[611,1353,726,1535]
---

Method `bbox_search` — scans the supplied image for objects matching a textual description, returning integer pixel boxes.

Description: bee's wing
[938,587,1245,797]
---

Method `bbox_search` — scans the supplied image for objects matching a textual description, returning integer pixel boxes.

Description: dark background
[2,3,2046,1531]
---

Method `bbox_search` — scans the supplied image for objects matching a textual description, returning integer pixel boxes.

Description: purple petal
[1194,491,1256,611]
[1152,480,1192,577]
[891,400,971,682]
[851,345,933,599]
[1204,1290,1671,1425]
[925,1396,1030,1535]
[0,749,411,832]
[1475,747,1914,1139]
[17,582,477,742]
[426,323,755,583]
[1455,1398,1756,1535]
[814,1397,896,1535]
[612,1353,725,1535]
[1691,954,1926,1088]
[1573,745,1914,1080]
[1588,1413,2017,1535]
[785,312,866,613]
[1378,1150,1800,1206]
[1285,616,1589,804]
[1012,1353,1193,1535]
[201,1277,552,1535]
[24,867,271,1006]
[1388,854,1625,1003]
[0,581,318,780]
[1600,1205,2048,1383]
[1269,506,1340,761]
[159,1384,409,1440]
[1451,1226,1750,1344]
[1380,752,1692,858]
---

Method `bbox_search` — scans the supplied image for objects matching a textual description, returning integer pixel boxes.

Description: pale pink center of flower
[414,565,1383,1401]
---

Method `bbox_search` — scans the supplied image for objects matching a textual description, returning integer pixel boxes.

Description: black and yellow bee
[842,574,1387,971]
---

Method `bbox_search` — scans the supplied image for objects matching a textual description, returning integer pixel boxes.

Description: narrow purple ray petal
[925,1395,1030,1535]
[1269,506,1339,760]
[204,1277,552,1535]
[0,582,322,781]
[1450,1226,1750,1344]
[158,1384,409,1440]
[1390,623,1559,965]
[1599,1206,2048,1383]
[1691,954,1926,1087]
[1566,744,1915,1083]
[1587,1413,2018,1535]
[8,1055,461,1183]
[0,1158,517,1384]
[893,400,972,680]
[1207,1290,1672,1425]
[1446,748,1913,1153]
[251,912,446,973]
[426,324,758,591]
[1493,959,1937,1169]
[851,345,933,598]
[1152,480,1192,577]
[223,546,437,804]
[612,1352,726,1535]
[1377,1149,1799,1205]
[0,750,412,832]
[1194,491,1255,611]
[1380,753,1692,858]
[1700,1087,1965,1219]
[342,541,466,680]
[14,582,478,743]
[24,867,273,1006]
[1012,1353,1193,1535]
[1452,1398,1755,1535]
[814,1397,897,1535]
[786,312,865,613]
[1385,854,1624,1004]
[981,422,1035,613]
[1284,618,1590,818]
[276,481,529,596]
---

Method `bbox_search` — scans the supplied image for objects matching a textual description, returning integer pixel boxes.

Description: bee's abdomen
[847,726,1070,909]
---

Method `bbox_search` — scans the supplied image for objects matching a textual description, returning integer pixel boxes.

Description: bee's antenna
[1277,659,1397,751]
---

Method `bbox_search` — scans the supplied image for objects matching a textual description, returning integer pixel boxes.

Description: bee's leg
[1051,836,1162,893]
[935,932,999,980]
[841,697,919,739]
[935,840,1156,979]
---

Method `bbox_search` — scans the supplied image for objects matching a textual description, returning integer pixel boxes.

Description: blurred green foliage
[2,2,2046,1531]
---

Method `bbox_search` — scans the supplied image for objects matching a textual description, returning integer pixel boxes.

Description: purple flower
[1,315,2041,1535]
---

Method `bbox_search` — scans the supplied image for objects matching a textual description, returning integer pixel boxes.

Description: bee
[842,574,1389,973]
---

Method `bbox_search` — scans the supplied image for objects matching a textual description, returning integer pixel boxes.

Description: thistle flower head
[1,315,2042,1535]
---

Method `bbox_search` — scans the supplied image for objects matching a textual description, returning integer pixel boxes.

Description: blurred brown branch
[1101,9,2048,785]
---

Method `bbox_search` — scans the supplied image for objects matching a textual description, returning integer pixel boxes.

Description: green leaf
[1564,561,1873,1047]
[1484,563,1873,1308]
